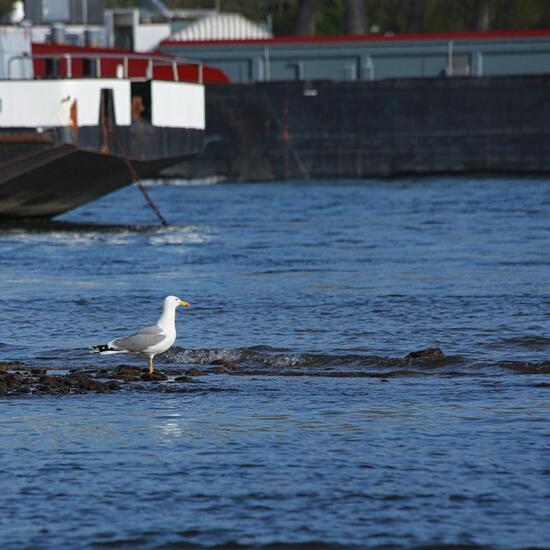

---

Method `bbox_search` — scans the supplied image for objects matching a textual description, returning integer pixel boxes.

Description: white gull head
[163,295,190,310]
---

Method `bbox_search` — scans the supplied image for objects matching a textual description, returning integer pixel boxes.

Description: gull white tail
[89,344,126,355]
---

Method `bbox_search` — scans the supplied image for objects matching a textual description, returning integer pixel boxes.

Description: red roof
[161,28,550,47]
[31,42,229,83]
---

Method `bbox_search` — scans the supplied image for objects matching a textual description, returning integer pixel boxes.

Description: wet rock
[39,374,67,387]
[140,371,168,382]
[35,374,73,394]
[86,380,110,393]
[66,372,113,393]
[185,367,204,377]
[117,364,142,373]
[404,347,446,363]
[210,359,238,370]
[68,368,96,376]
[0,360,26,370]
[67,372,92,384]
[498,360,550,375]
[104,365,142,382]
[210,366,231,374]
[167,368,188,376]
[0,372,23,388]
[173,375,192,382]
[0,361,212,396]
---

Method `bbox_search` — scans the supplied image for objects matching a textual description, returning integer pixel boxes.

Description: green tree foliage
[0,0,15,18]
[2,0,550,35]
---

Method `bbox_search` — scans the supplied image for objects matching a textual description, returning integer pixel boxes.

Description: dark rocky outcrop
[105,364,143,381]
[403,347,446,363]
[210,359,239,371]
[0,362,193,397]
[185,367,204,377]
[140,371,168,382]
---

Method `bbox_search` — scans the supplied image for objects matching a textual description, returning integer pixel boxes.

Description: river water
[0,178,548,549]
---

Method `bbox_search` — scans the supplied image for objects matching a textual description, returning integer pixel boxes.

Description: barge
[158,29,550,181]
[0,26,214,219]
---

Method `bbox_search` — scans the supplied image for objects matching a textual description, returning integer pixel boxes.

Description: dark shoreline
[0,363,209,397]
[2,348,548,397]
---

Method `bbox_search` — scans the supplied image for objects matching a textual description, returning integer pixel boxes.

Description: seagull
[90,295,190,374]
[2,1,24,24]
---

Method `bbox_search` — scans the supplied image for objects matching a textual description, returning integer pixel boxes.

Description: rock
[174,375,194,382]
[210,366,232,374]
[168,368,188,376]
[36,380,70,394]
[210,359,238,370]
[0,372,22,388]
[140,371,168,382]
[104,365,142,382]
[116,364,142,373]
[67,373,104,392]
[68,372,92,384]
[24,371,118,394]
[404,347,446,363]
[185,367,204,377]
[86,380,110,392]
[38,374,66,387]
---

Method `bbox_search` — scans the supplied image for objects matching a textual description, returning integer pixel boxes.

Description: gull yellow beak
[179,300,190,308]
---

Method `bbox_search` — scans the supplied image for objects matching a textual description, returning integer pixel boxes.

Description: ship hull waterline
[0,143,190,219]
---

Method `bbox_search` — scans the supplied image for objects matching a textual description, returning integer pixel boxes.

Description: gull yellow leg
[149,356,154,374]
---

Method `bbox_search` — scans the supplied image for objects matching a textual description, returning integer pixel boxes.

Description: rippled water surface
[0,178,549,549]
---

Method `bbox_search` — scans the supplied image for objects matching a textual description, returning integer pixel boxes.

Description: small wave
[163,346,464,377]
[163,346,550,377]
[489,335,550,351]
[495,360,550,374]
[144,176,225,187]
[148,225,211,246]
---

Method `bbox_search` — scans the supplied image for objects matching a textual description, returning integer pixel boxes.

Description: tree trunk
[407,0,425,33]
[345,0,367,35]
[474,0,491,31]
[295,0,319,36]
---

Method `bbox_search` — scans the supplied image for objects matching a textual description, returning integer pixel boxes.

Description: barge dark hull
[165,75,550,181]
[0,143,193,219]
[0,125,203,219]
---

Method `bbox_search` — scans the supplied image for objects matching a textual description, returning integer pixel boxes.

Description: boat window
[131,81,151,123]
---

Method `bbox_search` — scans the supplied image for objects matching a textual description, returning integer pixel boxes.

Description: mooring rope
[119,155,169,227]
[102,106,169,226]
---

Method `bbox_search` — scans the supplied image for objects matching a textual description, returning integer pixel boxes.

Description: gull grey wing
[109,325,166,352]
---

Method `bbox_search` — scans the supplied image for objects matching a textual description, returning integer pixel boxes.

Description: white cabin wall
[133,24,171,52]
[0,26,33,79]
[0,79,131,127]
[151,81,205,129]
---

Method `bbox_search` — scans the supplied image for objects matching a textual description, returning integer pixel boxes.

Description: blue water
[0,178,549,549]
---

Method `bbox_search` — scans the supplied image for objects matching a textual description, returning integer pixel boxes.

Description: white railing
[7,52,204,84]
